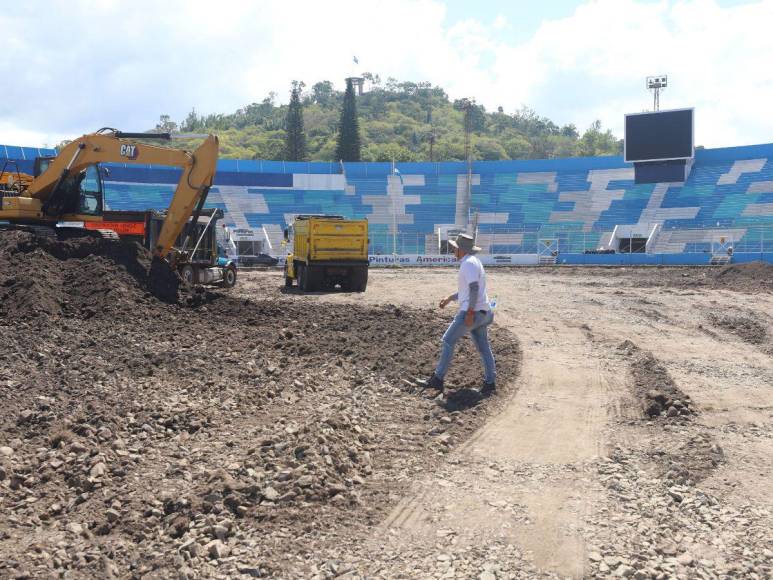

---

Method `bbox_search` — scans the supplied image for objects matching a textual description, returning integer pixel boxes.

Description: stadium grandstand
[2,141,772,265]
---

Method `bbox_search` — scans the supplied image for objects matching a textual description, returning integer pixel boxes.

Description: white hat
[448,233,481,254]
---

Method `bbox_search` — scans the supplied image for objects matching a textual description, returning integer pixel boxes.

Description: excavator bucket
[148,256,181,303]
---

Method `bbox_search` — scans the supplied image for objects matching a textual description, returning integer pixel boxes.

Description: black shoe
[416,374,444,391]
[479,382,496,396]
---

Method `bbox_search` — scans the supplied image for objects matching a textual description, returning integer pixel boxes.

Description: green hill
[154,77,622,162]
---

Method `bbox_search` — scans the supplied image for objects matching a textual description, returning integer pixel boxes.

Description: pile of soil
[713,261,773,291]
[652,433,725,486]
[0,231,520,578]
[643,262,773,293]
[0,230,179,318]
[617,340,695,419]
[530,263,773,294]
[707,312,769,345]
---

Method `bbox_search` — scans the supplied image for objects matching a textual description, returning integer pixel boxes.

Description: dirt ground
[1,234,772,579]
[239,265,773,579]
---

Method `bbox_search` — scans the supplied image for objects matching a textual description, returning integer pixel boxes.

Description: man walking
[417,233,496,396]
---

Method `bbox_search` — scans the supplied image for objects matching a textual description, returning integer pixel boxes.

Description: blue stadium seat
[2,141,772,255]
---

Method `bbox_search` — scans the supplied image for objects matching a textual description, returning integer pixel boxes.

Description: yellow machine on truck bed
[284,215,368,292]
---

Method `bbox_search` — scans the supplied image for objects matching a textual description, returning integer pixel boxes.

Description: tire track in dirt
[375,311,626,578]
[274,266,772,577]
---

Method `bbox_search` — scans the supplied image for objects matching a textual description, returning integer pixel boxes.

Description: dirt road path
[378,317,613,578]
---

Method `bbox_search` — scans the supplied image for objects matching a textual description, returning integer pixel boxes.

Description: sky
[1,0,771,151]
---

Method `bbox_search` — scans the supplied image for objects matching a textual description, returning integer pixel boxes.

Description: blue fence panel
[557,253,759,266]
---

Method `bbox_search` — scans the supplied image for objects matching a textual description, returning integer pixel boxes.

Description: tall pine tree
[284,82,306,161]
[335,78,361,161]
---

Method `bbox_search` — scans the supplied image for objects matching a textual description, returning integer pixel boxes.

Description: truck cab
[146,208,237,288]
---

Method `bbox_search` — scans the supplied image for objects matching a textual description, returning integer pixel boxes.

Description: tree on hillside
[561,124,579,139]
[311,81,335,106]
[155,114,177,134]
[362,142,415,162]
[335,78,361,162]
[361,72,381,88]
[578,120,621,157]
[181,108,202,132]
[453,99,486,133]
[284,81,307,161]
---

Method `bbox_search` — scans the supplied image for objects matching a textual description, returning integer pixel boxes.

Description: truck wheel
[306,266,322,292]
[180,265,196,287]
[298,264,308,292]
[352,267,368,292]
[284,263,293,288]
[222,265,237,288]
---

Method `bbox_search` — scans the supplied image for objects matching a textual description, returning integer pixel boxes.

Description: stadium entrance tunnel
[618,237,648,253]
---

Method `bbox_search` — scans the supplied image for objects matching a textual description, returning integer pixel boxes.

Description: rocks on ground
[0,230,520,578]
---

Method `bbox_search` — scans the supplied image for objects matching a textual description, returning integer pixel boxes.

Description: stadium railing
[366,225,771,256]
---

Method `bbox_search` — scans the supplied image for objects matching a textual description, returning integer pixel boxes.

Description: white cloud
[0,122,68,150]
[492,15,509,31]
[1,0,772,149]
[482,0,773,147]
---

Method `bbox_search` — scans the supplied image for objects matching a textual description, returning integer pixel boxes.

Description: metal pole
[393,199,397,255]
[190,210,219,260]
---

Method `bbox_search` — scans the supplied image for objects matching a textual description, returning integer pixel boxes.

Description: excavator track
[54,226,121,241]
[0,223,57,239]
[0,223,120,241]
[93,228,120,241]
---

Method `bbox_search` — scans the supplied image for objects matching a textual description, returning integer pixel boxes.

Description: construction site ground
[1,233,771,579]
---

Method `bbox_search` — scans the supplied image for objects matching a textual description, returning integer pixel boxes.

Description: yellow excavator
[0,128,219,294]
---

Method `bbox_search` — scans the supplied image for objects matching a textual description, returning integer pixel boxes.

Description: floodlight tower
[646,75,667,111]
[456,98,475,232]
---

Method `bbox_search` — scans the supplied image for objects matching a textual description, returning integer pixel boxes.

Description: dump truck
[283,215,368,292]
[146,208,238,288]
[75,208,238,288]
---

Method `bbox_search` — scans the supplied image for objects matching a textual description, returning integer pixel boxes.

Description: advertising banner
[230,228,261,241]
[83,221,145,236]
[367,254,539,266]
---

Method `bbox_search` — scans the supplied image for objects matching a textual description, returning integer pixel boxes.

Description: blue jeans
[435,310,496,384]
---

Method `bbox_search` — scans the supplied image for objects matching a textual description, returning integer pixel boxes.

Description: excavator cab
[33,156,56,178]
[76,165,104,215]
[40,163,104,218]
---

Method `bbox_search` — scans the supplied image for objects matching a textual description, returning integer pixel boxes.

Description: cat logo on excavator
[120,144,138,159]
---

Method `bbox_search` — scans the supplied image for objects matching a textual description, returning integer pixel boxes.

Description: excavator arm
[27,129,219,259]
